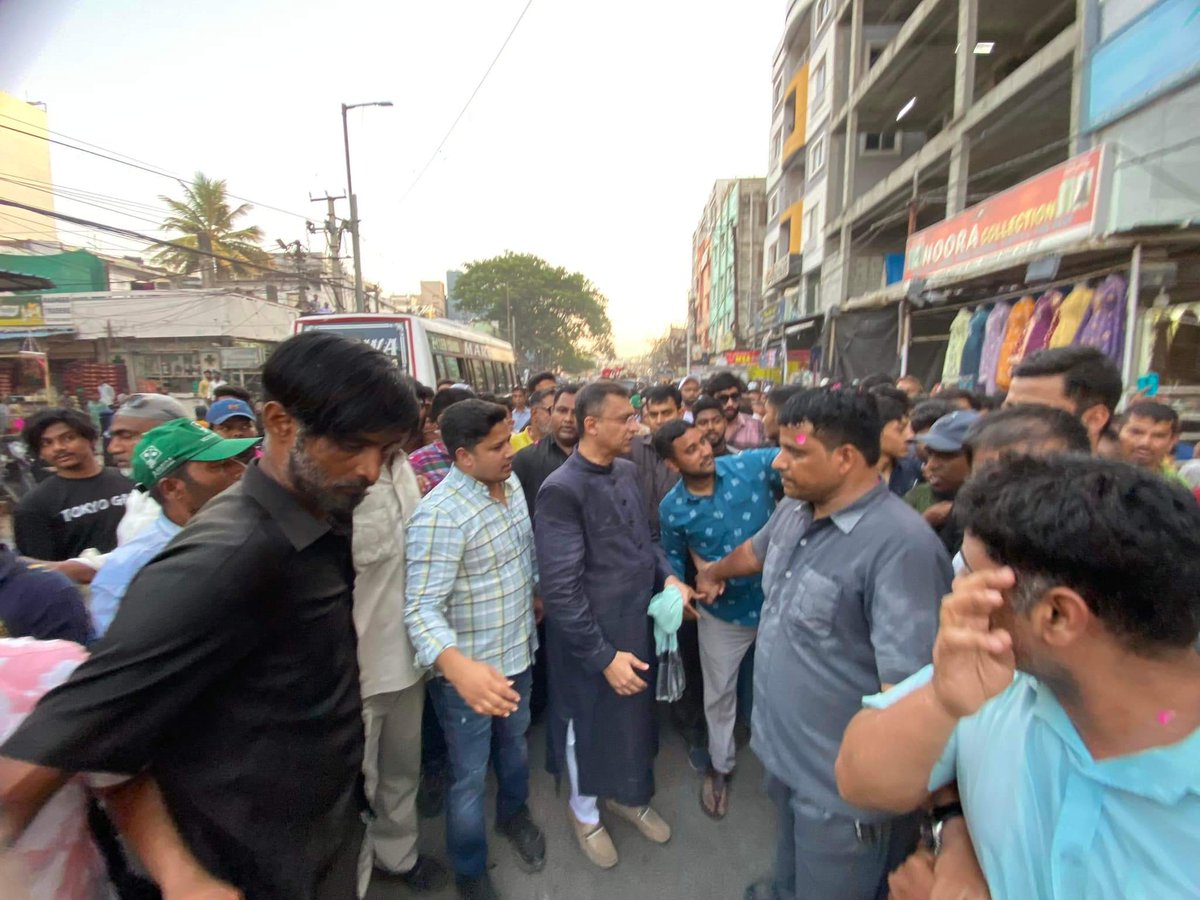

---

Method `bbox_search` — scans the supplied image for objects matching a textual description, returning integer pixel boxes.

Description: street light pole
[341,100,392,313]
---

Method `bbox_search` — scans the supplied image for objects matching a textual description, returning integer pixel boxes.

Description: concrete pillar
[840,0,864,304]
[1069,0,1100,154]
[946,0,978,216]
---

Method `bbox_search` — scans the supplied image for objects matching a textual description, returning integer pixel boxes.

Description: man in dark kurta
[535,381,694,871]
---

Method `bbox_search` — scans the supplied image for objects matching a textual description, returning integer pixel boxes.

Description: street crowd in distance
[0,333,1197,900]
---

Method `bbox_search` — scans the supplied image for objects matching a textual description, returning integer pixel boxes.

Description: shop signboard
[220,346,263,370]
[904,147,1109,281]
[0,299,43,327]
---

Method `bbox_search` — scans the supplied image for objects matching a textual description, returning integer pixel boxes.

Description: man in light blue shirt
[89,419,256,638]
[404,399,544,900]
[836,455,1200,900]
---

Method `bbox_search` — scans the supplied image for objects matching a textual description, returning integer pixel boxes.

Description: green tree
[453,252,615,371]
[153,172,270,281]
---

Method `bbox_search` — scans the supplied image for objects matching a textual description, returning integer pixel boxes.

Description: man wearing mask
[695,388,952,900]
[535,381,697,870]
[406,400,544,900]
[89,420,257,638]
[0,332,419,899]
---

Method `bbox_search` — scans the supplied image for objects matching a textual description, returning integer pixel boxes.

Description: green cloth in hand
[647,585,684,655]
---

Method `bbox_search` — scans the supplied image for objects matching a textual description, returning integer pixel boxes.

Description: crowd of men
[0,334,1196,900]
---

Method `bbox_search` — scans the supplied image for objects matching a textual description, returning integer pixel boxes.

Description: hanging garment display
[1047,283,1094,347]
[958,305,992,390]
[941,308,973,387]
[1076,273,1127,364]
[1016,290,1062,361]
[1164,309,1200,384]
[978,302,1012,395]
[995,296,1036,392]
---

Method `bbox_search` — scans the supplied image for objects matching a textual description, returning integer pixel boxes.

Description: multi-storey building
[690,178,767,355]
[760,0,1200,393]
[0,92,58,242]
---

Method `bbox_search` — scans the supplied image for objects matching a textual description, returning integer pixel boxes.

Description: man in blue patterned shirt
[655,419,780,819]
[404,399,544,900]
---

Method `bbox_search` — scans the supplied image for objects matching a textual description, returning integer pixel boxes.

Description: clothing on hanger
[1017,290,1062,361]
[1047,283,1094,348]
[958,305,992,390]
[978,302,1012,395]
[995,296,1035,392]
[941,308,973,386]
[1076,274,1127,363]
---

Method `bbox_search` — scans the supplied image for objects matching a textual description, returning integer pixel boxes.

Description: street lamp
[341,100,393,312]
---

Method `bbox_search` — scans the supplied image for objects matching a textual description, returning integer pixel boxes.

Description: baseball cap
[916,410,982,454]
[115,393,190,423]
[132,419,259,488]
[207,397,256,426]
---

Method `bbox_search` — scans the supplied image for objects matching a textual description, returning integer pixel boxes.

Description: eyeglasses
[714,391,741,405]
[537,405,554,415]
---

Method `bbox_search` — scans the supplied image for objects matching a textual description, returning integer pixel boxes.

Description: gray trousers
[697,608,757,773]
[357,680,425,897]
[767,774,921,900]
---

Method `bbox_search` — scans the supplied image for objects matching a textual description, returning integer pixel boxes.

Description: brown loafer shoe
[604,800,671,844]
[570,808,618,869]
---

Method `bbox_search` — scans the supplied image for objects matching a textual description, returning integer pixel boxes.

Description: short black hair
[704,371,746,396]
[936,387,983,411]
[778,388,881,466]
[962,404,1091,466]
[429,387,475,424]
[644,383,682,409]
[22,407,98,451]
[653,418,694,462]
[262,331,419,439]
[1013,346,1122,415]
[911,398,956,434]
[212,383,252,403]
[858,373,894,391]
[554,383,581,404]
[870,385,911,425]
[413,382,435,404]
[194,405,208,420]
[957,455,1200,652]
[526,371,556,394]
[574,380,629,432]
[1125,400,1180,433]
[441,399,510,456]
[691,395,723,419]
[765,385,804,410]
[529,388,555,409]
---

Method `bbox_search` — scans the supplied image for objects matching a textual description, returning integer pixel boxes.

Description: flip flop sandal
[700,770,730,820]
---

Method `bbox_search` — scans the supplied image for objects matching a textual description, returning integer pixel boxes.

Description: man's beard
[287,439,371,528]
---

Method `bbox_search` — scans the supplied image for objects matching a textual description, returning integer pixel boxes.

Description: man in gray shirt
[697,388,952,900]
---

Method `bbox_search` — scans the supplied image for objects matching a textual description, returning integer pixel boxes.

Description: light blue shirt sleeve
[88,560,128,640]
[861,663,960,791]
[404,503,466,668]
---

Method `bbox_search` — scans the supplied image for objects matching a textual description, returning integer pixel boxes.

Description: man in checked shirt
[404,399,545,900]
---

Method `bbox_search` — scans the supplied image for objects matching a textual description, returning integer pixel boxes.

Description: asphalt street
[367,713,777,900]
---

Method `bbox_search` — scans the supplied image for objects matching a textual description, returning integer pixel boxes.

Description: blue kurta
[534,451,673,806]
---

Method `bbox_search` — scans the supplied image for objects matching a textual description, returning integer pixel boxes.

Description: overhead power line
[396,0,535,206]
[0,196,342,291]
[0,118,314,222]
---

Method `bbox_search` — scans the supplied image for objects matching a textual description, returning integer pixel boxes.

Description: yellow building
[0,91,57,242]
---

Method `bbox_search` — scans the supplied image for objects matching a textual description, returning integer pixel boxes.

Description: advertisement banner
[904,147,1108,281]
[0,299,44,328]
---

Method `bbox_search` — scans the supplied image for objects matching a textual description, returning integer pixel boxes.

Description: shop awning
[0,270,54,292]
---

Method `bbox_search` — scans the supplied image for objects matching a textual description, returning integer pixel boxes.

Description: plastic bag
[656,649,685,702]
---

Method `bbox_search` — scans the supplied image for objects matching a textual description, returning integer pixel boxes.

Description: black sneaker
[456,873,501,900]
[496,804,546,872]
[376,855,448,893]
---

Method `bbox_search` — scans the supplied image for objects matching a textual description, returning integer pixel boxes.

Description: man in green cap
[88,419,258,638]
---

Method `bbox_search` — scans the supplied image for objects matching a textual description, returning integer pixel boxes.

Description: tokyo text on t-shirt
[14,468,134,561]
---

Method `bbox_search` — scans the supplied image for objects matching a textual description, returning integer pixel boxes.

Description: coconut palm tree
[153,173,270,282]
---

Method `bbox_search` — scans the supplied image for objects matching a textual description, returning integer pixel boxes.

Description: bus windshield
[297,319,409,371]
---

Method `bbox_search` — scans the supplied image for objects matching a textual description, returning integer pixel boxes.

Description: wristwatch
[927,801,964,855]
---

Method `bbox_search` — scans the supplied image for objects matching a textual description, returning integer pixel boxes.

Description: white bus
[293,313,518,392]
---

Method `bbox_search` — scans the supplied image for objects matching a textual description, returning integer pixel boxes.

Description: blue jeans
[429,668,532,877]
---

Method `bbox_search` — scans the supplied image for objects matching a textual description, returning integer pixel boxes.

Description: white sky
[2,0,781,356]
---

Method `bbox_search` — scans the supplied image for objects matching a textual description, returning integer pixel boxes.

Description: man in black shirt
[512,383,579,523]
[0,332,420,899]
[14,408,132,561]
